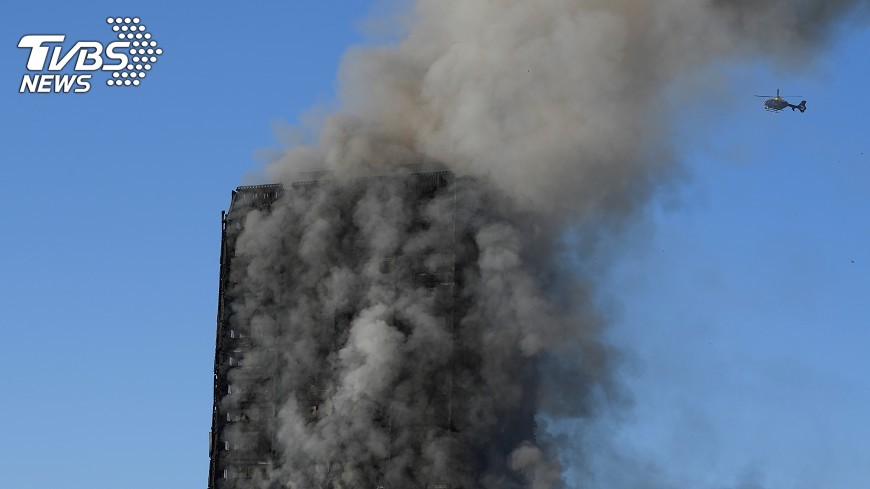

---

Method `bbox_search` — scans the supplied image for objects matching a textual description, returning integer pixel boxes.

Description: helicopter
[754,89,807,113]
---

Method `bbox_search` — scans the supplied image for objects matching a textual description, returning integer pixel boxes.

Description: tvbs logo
[18,17,163,94]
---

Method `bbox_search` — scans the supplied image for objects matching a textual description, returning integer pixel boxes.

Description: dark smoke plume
[227,1,868,487]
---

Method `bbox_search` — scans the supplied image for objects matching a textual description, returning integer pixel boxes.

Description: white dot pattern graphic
[105,16,163,88]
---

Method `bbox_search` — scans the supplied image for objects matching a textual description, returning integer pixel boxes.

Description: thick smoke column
[270,0,867,215]
[225,1,868,488]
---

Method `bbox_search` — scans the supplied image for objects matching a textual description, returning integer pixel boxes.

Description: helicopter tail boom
[790,100,807,113]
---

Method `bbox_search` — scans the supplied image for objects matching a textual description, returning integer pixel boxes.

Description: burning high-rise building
[208,171,541,489]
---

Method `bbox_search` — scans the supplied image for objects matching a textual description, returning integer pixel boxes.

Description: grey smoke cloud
[269,0,866,215]
[223,1,869,487]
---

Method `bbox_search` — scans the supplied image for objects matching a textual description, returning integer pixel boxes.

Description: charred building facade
[209,182,284,488]
[208,171,538,489]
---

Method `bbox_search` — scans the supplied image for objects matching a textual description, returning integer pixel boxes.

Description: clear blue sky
[1,3,867,489]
